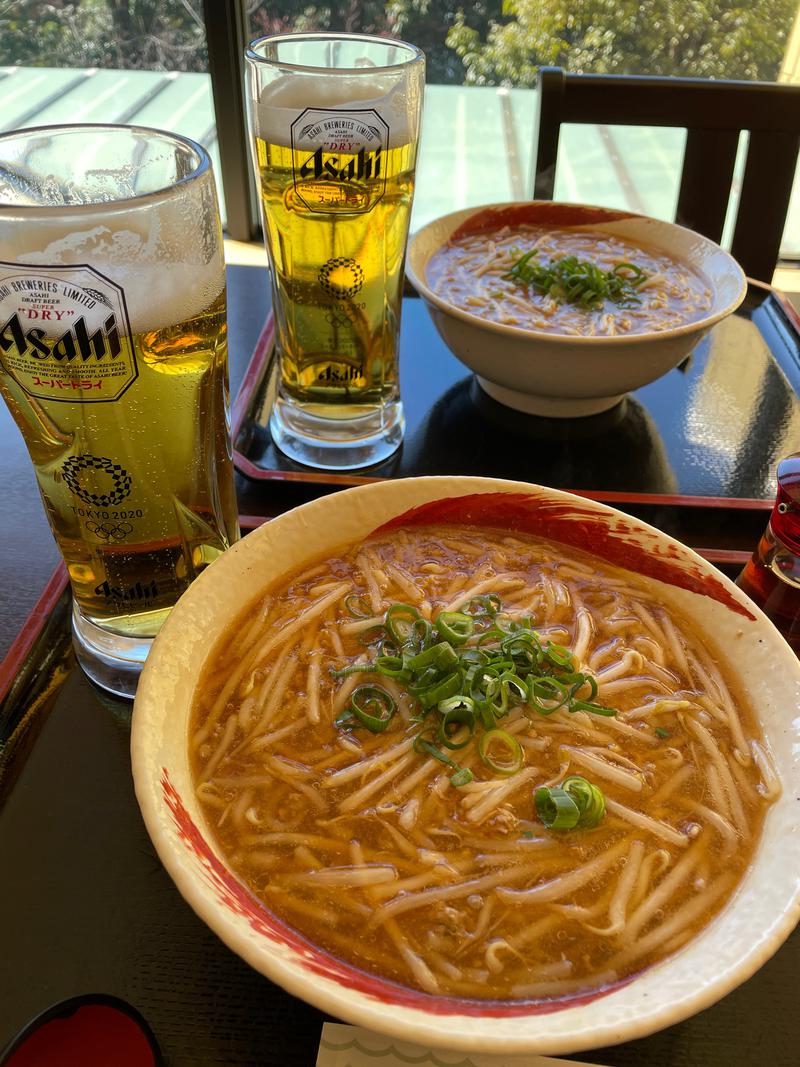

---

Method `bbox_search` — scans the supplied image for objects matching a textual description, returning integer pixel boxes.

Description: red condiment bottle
[736,452,800,654]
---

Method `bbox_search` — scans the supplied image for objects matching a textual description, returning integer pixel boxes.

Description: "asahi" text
[299,146,382,183]
[0,312,121,362]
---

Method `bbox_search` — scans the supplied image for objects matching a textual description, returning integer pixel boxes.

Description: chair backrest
[532,66,800,281]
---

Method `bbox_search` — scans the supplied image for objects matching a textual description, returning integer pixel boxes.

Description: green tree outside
[247,0,500,83]
[448,0,796,84]
[0,0,208,71]
[0,0,794,84]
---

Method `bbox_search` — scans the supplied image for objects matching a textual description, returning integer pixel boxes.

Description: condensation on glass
[0,124,240,697]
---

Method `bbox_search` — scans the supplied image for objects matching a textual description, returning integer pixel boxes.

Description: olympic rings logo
[85,520,133,542]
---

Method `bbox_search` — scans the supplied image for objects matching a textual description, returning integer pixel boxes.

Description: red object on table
[3,1001,158,1067]
[737,452,800,652]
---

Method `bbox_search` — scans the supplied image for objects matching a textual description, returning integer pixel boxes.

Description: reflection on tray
[234,289,800,498]
[404,376,677,494]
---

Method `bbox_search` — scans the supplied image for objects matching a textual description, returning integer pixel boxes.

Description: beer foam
[7,203,224,335]
[255,73,421,150]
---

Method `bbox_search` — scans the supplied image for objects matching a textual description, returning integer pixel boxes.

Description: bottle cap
[771,452,800,555]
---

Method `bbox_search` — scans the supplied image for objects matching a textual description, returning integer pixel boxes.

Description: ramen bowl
[406,203,746,417]
[131,477,800,1056]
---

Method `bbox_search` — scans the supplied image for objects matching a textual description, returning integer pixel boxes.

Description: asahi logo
[299,145,382,183]
[0,311,121,363]
[95,578,159,603]
[0,263,137,403]
[316,363,362,383]
[290,107,389,214]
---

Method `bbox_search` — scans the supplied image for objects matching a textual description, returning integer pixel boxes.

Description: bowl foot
[477,378,624,418]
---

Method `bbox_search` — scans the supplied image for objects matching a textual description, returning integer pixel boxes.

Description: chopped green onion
[501,631,541,672]
[477,703,496,730]
[376,636,402,658]
[542,642,575,670]
[501,672,528,705]
[417,670,463,710]
[357,624,386,646]
[571,698,617,717]
[413,732,473,786]
[329,598,618,789]
[503,249,649,310]
[437,696,476,750]
[655,726,671,739]
[407,665,440,694]
[535,786,580,829]
[344,593,372,618]
[438,694,476,714]
[408,617,433,652]
[374,654,411,681]
[414,733,448,762]
[435,610,474,646]
[329,662,375,679]
[480,673,509,717]
[535,776,606,830]
[407,641,459,673]
[565,673,598,702]
[528,676,570,715]
[562,775,606,828]
[479,729,523,775]
[348,685,396,733]
[466,593,502,617]
[477,619,516,647]
[385,603,422,645]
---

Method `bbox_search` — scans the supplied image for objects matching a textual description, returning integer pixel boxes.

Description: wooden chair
[532,66,800,281]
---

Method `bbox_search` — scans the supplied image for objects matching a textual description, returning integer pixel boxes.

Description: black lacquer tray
[2,267,800,1065]
[0,533,797,1067]
[1,537,800,1066]
[233,283,800,502]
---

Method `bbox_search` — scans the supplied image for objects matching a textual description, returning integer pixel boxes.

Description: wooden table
[0,263,798,1067]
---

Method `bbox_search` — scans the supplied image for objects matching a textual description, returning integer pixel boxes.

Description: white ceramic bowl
[131,477,800,1056]
[405,203,747,417]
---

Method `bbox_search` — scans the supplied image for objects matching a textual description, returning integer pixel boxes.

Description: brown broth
[426,225,712,336]
[190,526,774,1001]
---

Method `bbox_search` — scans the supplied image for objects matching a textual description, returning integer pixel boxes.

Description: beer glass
[246,33,425,470]
[0,125,240,697]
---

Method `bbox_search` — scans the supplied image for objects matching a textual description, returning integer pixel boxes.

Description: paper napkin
[316,1023,605,1067]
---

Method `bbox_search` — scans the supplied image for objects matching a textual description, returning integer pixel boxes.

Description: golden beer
[256,136,416,417]
[0,288,239,638]
[247,32,425,469]
[0,124,239,694]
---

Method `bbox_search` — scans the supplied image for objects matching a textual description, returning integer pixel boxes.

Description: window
[246,0,800,257]
[2,0,799,260]
[0,1,224,220]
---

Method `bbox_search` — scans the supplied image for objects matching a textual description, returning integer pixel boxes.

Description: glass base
[71,604,152,699]
[270,395,404,470]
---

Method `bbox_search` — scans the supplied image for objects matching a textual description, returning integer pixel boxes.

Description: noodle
[190,524,773,1002]
[426,225,712,336]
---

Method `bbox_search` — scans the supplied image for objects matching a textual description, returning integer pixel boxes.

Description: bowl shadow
[402,376,678,495]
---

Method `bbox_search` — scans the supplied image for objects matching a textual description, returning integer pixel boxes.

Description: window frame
[202,1,799,266]
[203,0,259,241]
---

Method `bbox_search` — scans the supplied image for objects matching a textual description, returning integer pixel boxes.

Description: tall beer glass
[246,33,425,470]
[0,125,240,697]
